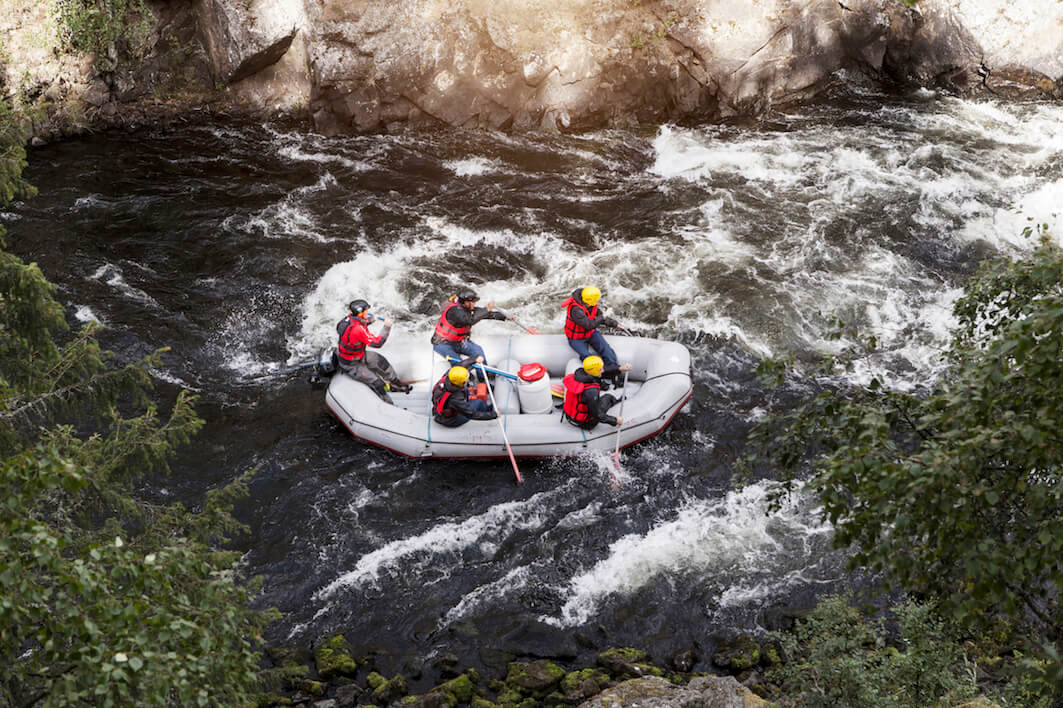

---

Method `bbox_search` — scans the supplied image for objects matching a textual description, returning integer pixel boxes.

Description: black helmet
[348,299,370,315]
[457,288,479,303]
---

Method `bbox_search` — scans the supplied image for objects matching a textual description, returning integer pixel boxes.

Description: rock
[577,675,773,708]
[432,652,461,679]
[334,683,363,708]
[596,647,662,679]
[370,673,408,704]
[313,700,338,708]
[196,0,306,84]
[314,635,359,680]
[560,668,612,703]
[712,634,761,673]
[667,649,697,673]
[505,659,566,697]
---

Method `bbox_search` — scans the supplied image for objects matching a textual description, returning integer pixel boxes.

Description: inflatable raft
[319,334,692,459]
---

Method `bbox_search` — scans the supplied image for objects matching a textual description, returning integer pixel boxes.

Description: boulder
[196,0,306,85]
[314,635,359,680]
[577,675,773,708]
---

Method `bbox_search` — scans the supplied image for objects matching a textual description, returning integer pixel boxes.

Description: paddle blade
[525,326,541,335]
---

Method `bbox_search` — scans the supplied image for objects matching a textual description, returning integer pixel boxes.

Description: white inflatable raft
[321,334,692,459]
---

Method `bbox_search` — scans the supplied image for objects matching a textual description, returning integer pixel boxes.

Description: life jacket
[562,373,599,423]
[432,377,458,418]
[337,316,368,363]
[434,302,471,342]
[562,297,597,340]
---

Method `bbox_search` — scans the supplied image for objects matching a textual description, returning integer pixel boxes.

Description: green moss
[289,678,326,697]
[439,674,476,703]
[505,660,566,694]
[496,687,524,704]
[372,674,409,704]
[367,671,387,690]
[314,634,359,679]
[254,693,292,707]
[470,698,499,708]
[599,647,650,664]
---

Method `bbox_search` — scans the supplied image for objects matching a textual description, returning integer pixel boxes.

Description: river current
[5,88,1063,685]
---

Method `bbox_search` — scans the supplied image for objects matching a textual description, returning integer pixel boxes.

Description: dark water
[6,89,1062,686]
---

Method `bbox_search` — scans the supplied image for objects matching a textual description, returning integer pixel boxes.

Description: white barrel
[516,362,553,414]
[492,359,521,415]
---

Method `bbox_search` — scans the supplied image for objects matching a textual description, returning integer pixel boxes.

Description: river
[5,87,1062,686]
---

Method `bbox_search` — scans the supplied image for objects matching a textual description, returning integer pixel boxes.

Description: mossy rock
[400,692,454,708]
[254,692,293,707]
[760,641,782,667]
[367,671,388,690]
[712,634,761,672]
[289,678,326,697]
[372,674,409,704]
[266,645,312,667]
[469,698,499,708]
[495,686,524,704]
[315,634,359,680]
[438,673,476,703]
[596,647,655,678]
[505,660,566,696]
[559,668,610,702]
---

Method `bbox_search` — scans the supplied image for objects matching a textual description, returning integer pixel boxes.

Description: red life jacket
[432,377,457,418]
[562,297,597,340]
[434,302,470,342]
[562,373,599,423]
[337,316,368,363]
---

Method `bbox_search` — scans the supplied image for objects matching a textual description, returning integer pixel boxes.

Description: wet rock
[712,634,761,673]
[505,659,566,697]
[314,635,359,680]
[667,648,697,673]
[368,672,408,704]
[596,647,662,679]
[560,668,612,703]
[333,683,363,708]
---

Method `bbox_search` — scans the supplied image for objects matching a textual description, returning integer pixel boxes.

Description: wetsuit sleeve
[447,306,475,329]
[470,307,507,324]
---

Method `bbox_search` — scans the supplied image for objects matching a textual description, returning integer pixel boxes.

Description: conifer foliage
[750,229,1063,698]
[1,104,272,706]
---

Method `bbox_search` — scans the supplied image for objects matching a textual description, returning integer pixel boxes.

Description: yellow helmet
[448,366,469,386]
[581,286,601,306]
[582,356,604,377]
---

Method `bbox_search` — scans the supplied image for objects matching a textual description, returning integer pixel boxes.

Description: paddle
[445,356,518,381]
[611,369,630,485]
[499,310,541,335]
[478,363,523,485]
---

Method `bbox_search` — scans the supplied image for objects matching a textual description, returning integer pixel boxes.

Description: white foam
[444,157,498,176]
[73,305,102,324]
[440,566,534,626]
[544,482,831,628]
[89,264,161,309]
[314,490,561,599]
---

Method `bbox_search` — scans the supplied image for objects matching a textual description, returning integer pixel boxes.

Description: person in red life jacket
[431,288,510,367]
[431,359,498,427]
[336,299,412,403]
[562,286,623,370]
[562,355,632,430]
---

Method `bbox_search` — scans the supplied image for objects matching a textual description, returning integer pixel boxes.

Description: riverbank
[3,0,1060,141]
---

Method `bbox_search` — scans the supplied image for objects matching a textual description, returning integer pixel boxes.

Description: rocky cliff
[2,0,1060,137]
